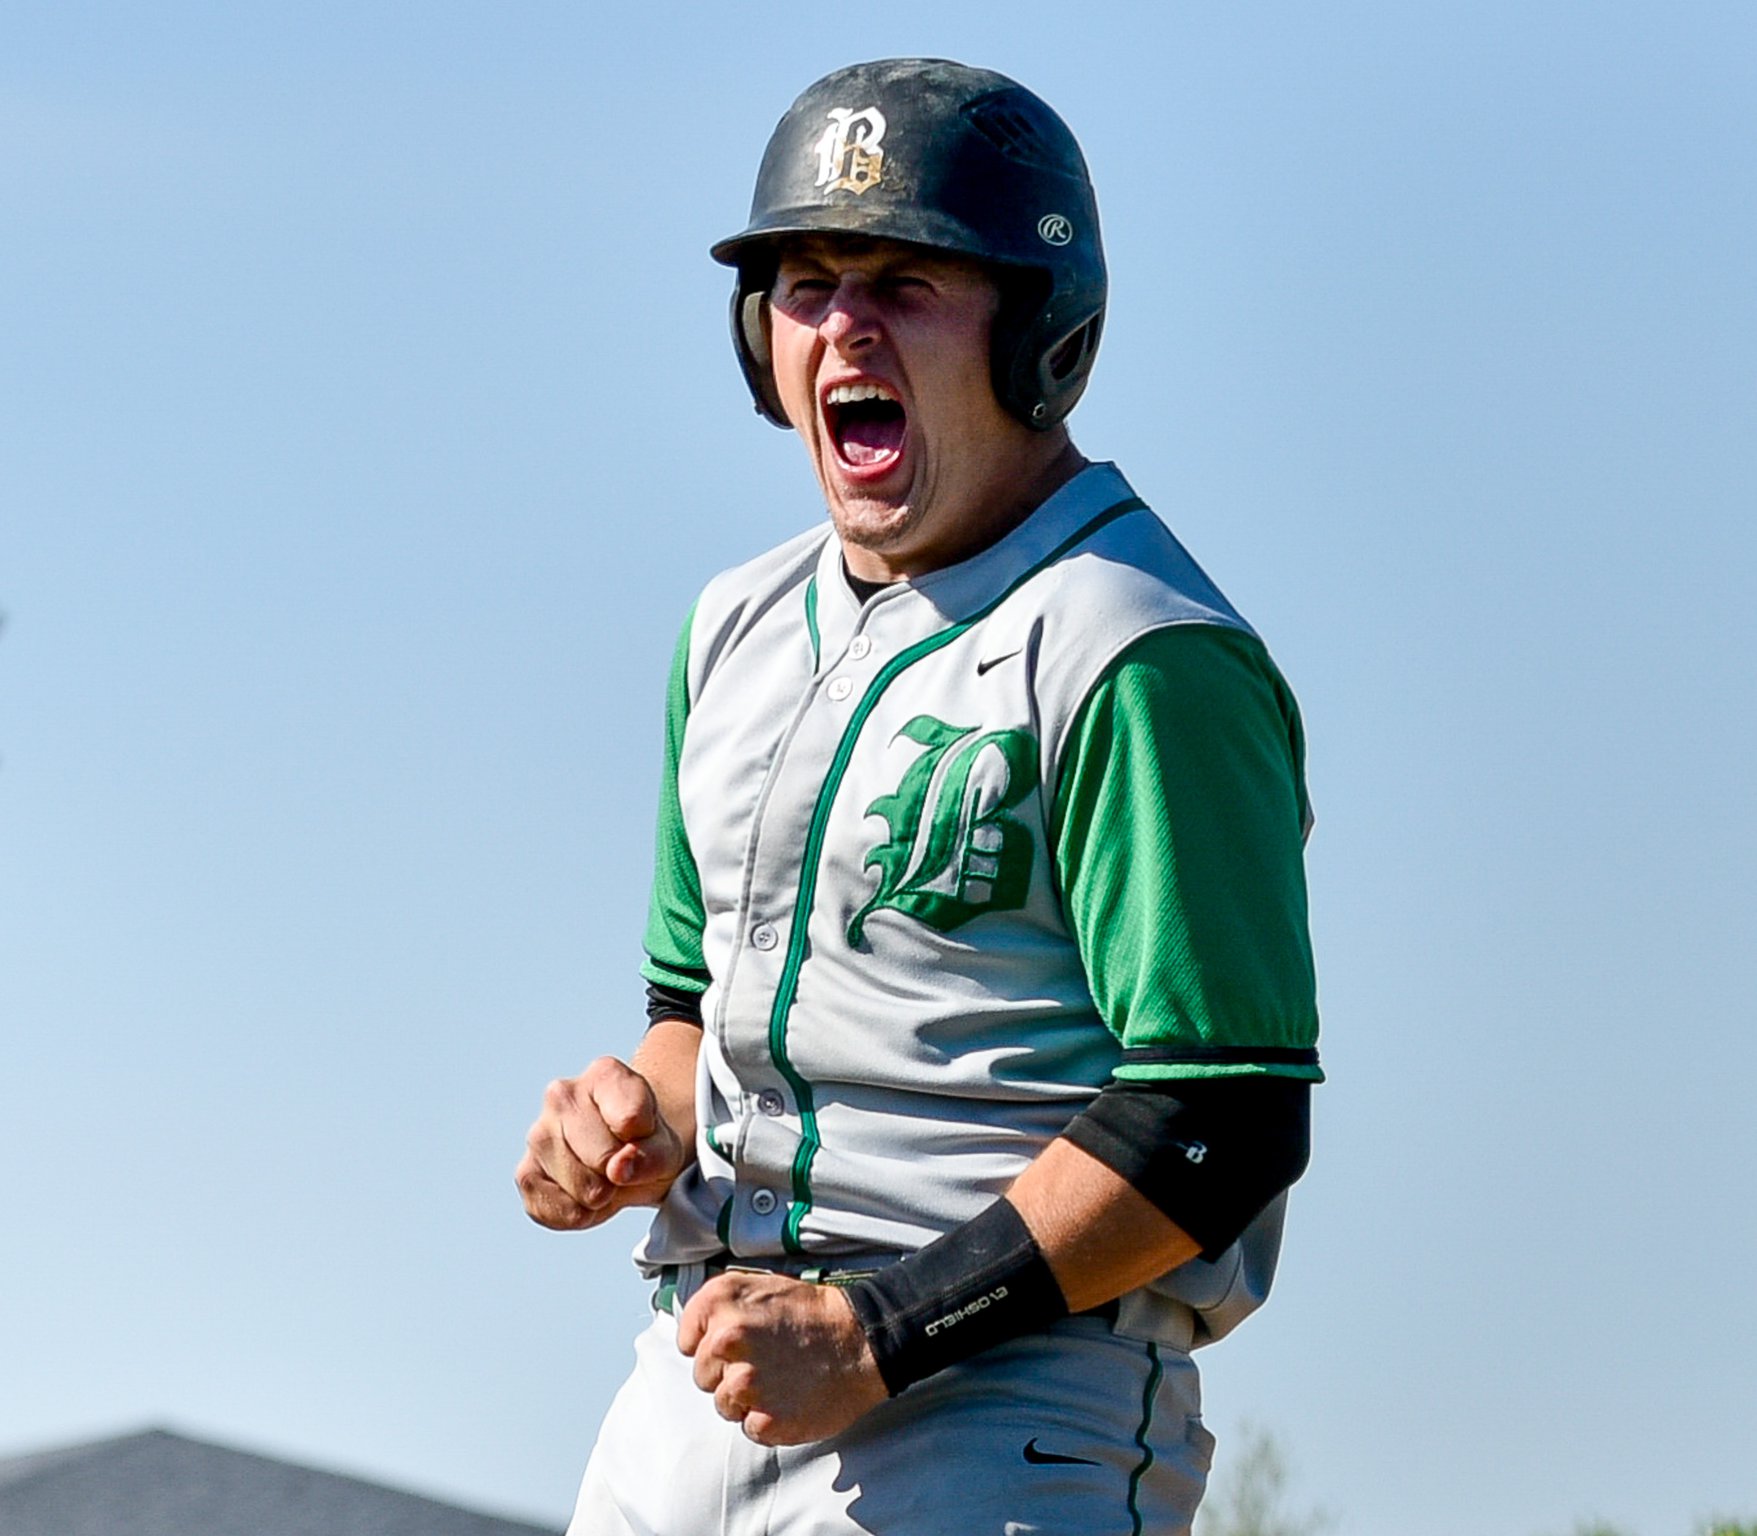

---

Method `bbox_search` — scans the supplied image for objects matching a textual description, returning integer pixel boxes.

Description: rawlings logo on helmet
[1037,214,1073,246]
[813,106,887,194]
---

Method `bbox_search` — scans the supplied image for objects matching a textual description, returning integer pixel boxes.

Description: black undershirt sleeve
[1061,1076,1310,1260]
[645,980,705,1028]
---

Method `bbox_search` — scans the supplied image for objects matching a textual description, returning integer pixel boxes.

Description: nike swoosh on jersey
[975,647,1023,675]
[1022,1438,1099,1467]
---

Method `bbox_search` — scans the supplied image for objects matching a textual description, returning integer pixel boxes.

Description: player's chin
[827,488,922,560]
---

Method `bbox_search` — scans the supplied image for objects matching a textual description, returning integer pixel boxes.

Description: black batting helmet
[711,58,1106,431]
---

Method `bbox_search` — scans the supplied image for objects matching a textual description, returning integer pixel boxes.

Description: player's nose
[819,280,881,353]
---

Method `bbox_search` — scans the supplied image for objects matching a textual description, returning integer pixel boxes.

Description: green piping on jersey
[804,576,820,670]
[767,495,1147,1251]
[1126,1342,1164,1535]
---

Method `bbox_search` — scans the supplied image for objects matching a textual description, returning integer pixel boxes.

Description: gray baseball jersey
[631,461,1320,1351]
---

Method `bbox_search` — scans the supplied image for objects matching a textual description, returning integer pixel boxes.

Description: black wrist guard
[843,1199,1069,1397]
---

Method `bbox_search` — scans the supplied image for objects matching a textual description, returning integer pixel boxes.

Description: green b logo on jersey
[847,715,1040,946]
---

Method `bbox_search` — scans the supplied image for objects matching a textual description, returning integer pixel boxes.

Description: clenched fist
[676,1271,888,1445]
[516,1054,689,1230]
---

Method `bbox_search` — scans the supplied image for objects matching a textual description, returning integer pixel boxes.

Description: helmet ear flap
[1047,313,1102,384]
[740,289,771,370]
[991,268,1105,429]
[1032,308,1104,424]
[730,271,791,428]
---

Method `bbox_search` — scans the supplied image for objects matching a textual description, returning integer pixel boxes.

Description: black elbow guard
[1062,1076,1311,1259]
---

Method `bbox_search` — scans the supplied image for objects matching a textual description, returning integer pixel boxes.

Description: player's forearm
[630,1017,703,1163]
[1004,1136,1200,1314]
[840,1137,1198,1399]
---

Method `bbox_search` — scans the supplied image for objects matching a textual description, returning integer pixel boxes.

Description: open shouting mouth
[824,380,906,476]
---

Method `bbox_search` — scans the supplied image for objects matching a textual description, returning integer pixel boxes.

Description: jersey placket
[712,547,972,1254]
[709,554,893,1254]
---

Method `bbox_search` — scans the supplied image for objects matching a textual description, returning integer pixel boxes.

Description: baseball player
[518,58,1321,1536]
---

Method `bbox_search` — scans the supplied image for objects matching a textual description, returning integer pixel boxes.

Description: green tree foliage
[1543,1515,1757,1535]
[1194,1424,1755,1536]
[1196,1424,1330,1536]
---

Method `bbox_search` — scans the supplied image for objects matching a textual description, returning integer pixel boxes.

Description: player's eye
[774,276,833,310]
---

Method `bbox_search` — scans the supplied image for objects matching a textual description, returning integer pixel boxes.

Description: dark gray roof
[0,1428,559,1536]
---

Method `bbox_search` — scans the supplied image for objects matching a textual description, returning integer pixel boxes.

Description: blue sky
[3,4,1753,1532]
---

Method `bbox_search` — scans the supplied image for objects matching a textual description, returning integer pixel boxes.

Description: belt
[652,1256,1120,1326]
[653,1256,892,1315]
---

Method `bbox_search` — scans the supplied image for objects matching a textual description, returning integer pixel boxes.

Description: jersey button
[848,636,872,660]
[751,923,778,951]
[826,676,854,702]
[757,1089,785,1117]
[750,1189,778,1216]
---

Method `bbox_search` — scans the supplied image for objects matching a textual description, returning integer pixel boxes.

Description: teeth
[826,382,898,406]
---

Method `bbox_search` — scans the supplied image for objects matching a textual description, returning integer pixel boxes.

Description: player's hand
[676,1272,888,1446]
[516,1057,687,1231]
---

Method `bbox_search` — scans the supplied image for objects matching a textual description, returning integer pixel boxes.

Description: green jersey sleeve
[640,606,709,995]
[1051,624,1322,1081]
